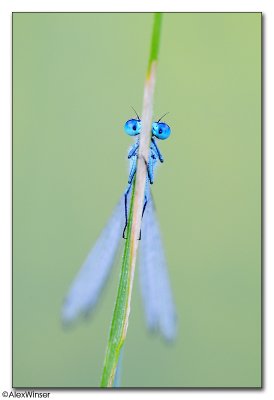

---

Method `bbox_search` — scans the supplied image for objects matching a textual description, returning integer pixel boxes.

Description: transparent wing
[62,196,124,324]
[139,194,177,341]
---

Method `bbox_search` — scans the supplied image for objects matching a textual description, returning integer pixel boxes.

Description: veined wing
[62,196,124,324]
[139,193,177,341]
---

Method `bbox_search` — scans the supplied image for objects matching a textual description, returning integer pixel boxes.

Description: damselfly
[62,111,177,341]
[122,109,170,239]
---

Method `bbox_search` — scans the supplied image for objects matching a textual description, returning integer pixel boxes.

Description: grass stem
[100,13,162,387]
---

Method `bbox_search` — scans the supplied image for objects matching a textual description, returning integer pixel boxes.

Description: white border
[1,1,273,399]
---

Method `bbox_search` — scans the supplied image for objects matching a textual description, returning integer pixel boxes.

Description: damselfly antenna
[157,112,169,123]
[131,106,140,121]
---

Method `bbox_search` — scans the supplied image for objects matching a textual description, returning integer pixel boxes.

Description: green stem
[100,180,136,387]
[148,13,162,73]
[100,13,163,388]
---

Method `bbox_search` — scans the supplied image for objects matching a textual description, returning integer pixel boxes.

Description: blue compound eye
[152,122,171,140]
[124,119,141,136]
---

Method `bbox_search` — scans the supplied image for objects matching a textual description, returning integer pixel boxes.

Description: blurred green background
[13,13,261,387]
